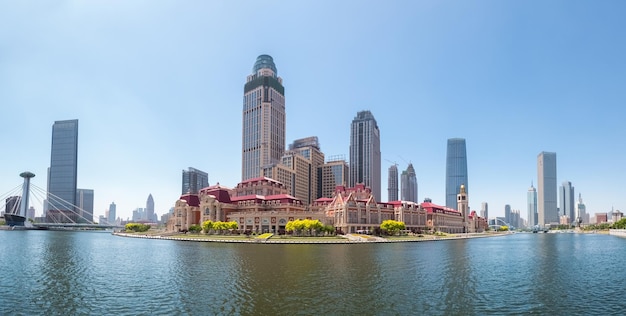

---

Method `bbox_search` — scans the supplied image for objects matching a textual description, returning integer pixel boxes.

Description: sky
[1,0,625,221]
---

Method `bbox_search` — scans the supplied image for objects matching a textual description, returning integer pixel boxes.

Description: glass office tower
[445,138,468,209]
[538,151,557,226]
[47,119,79,223]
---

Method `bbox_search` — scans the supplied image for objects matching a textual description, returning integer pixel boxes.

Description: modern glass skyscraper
[445,138,468,209]
[242,54,285,181]
[527,184,538,228]
[559,181,575,223]
[505,204,512,224]
[388,164,398,201]
[182,167,209,194]
[538,151,558,226]
[401,163,417,202]
[349,110,381,201]
[76,188,94,223]
[47,119,78,223]
[320,158,349,198]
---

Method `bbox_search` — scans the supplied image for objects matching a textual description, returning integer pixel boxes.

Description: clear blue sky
[1,1,624,221]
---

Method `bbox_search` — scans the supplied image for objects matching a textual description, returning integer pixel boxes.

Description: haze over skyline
[1,1,624,221]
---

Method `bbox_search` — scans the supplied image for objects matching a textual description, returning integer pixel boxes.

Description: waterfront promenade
[113,231,508,244]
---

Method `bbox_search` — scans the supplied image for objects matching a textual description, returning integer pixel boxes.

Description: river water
[0,231,624,315]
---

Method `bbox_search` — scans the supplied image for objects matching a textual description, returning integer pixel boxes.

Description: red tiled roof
[179,194,200,207]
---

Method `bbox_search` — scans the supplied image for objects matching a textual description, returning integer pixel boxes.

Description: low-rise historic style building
[167,178,487,235]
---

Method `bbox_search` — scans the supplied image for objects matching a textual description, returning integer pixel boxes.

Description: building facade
[576,193,586,224]
[527,184,538,228]
[182,167,209,194]
[538,152,558,227]
[288,136,325,202]
[47,119,79,223]
[388,164,398,201]
[349,110,381,201]
[320,158,349,198]
[76,188,94,223]
[559,181,575,225]
[445,138,468,209]
[242,54,285,181]
[401,163,418,203]
[481,202,489,221]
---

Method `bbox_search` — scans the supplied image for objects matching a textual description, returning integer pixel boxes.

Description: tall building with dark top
[47,119,78,223]
[242,54,285,181]
[349,111,381,201]
[401,163,418,202]
[445,138,468,209]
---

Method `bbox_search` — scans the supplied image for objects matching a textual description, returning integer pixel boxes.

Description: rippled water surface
[1,231,625,315]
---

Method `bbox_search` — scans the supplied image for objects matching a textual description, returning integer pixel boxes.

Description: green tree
[498,225,509,232]
[612,218,626,229]
[125,223,151,232]
[380,220,405,236]
[188,224,202,233]
[202,220,214,233]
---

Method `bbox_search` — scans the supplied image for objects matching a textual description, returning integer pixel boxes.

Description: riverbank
[609,229,626,238]
[112,231,510,244]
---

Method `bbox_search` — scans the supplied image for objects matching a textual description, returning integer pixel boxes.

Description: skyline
[1,1,625,220]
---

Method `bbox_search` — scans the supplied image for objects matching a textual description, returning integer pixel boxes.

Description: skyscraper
[445,138,468,209]
[289,136,325,201]
[76,188,94,223]
[505,204,512,224]
[559,181,575,224]
[576,193,587,224]
[242,54,285,181]
[481,202,489,221]
[400,163,417,202]
[47,119,79,223]
[108,202,117,225]
[182,167,209,194]
[527,183,537,228]
[349,110,381,201]
[388,164,398,201]
[538,152,558,226]
[146,194,155,222]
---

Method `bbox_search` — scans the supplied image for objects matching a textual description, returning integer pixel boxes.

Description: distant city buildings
[445,138,468,209]
[400,163,417,203]
[527,183,537,227]
[47,119,79,223]
[388,165,398,201]
[242,55,285,181]
[349,110,381,201]
[182,167,209,194]
[538,151,558,227]
[559,181,575,224]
